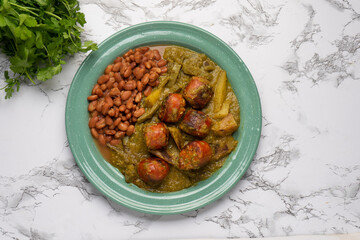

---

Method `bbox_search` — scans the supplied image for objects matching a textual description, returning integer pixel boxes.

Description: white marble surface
[0,0,359,239]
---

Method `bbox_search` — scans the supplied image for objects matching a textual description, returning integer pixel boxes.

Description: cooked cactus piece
[213,70,227,112]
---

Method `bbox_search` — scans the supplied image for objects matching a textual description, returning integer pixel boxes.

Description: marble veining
[0,0,359,239]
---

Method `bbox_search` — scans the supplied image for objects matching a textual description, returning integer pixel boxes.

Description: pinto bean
[112,62,122,72]
[89,116,99,128]
[114,131,125,139]
[143,86,152,96]
[151,67,161,74]
[98,134,106,145]
[101,103,110,115]
[92,84,100,95]
[110,139,121,146]
[113,56,122,64]
[134,92,142,103]
[119,104,126,112]
[87,95,98,101]
[121,90,132,101]
[96,118,106,129]
[141,73,150,86]
[114,107,119,118]
[129,54,135,62]
[96,99,104,112]
[109,123,116,130]
[126,99,134,109]
[105,129,116,135]
[160,66,168,74]
[124,67,132,78]
[137,80,143,91]
[145,50,154,60]
[91,111,98,117]
[114,72,122,82]
[105,96,113,107]
[134,67,145,80]
[98,75,110,84]
[109,87,121,97]
[95,88,103,97]
[106,77,115,89]
[144,61,152,69]
[126,125,135,136]
[108,108,115,117]
[118,80,125,90]
[113,97,121,106]
[105,115,113,126]
[91,128,99,139]
[124,80,136,91]
[88,100,97,112]
[130,62,137,69]
[134,51,142,63]
[118,122,128,131]
[133,108,145,118]
[104,64,113,74]
[157,59,167,67]
[100,84,107,91]
[141,46,150,52]
[153,50,161,61]
[105,135,112,143]
[131,89,138,99]
[113,117,121,127]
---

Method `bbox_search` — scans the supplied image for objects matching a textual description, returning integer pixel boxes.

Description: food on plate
[88,45,240,192]
[158,93,186,123]
[87,47,168,145]
[213,70,228,113]
[179,141,213,170]
[144,123,169,150]
[138,158,170,185]
[179,109,212,138]
[212,113,238,137]
[183,76,213,109]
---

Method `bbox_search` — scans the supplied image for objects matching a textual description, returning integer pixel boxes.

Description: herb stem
[25,72,35,84]
[9,2,40,17]
[44,11,62,20]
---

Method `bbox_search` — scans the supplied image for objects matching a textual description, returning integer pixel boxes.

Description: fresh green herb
[0,0,98,99]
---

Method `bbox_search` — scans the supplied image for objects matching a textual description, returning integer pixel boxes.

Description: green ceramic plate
[65,21,261,215]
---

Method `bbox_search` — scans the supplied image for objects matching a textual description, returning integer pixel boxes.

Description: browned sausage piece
[183,76,213,109]
[178,140,213,170]
[144,122,169,150]
[158,93,186,123]
[137,158,170,185]
[179,109,212,138]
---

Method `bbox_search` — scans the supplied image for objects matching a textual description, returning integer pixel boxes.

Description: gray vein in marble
[323,0,360,35]
[290,5,321,51]
[202,131,360,237]
[156,0,216,10]
[282,3,360,92]
[325,0,359,15]
[221,0,283,48]
[82,0,134,29]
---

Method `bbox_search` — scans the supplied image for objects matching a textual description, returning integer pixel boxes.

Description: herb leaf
[0,0,98,99]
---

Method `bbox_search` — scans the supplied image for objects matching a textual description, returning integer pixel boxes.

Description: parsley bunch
[0,0,98,99]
